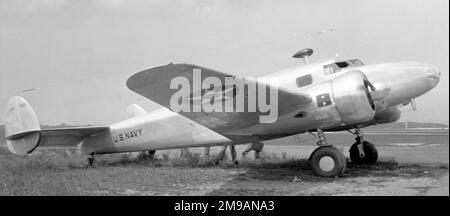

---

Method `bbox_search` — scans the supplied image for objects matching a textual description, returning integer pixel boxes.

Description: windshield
[348,59,365,66]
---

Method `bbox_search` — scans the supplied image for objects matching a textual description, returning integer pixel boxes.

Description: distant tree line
[367,122,448,129]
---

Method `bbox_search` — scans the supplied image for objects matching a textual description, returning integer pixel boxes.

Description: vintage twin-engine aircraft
[4,48,440,177]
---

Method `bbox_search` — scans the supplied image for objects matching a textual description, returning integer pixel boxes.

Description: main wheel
[349,141,378,165]
[310,146,346,177]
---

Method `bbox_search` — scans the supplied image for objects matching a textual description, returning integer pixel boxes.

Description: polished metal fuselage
[81,59,440,155]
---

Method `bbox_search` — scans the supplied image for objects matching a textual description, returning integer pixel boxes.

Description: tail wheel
[310,146,346,177]
[88,153,95,166]
[349,141,378,165]
[88,157,95,166]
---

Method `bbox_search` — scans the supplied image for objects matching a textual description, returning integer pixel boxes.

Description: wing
[127,63,312,135]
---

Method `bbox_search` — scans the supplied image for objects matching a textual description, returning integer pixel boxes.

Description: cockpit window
[323,59,365,75]
[324,64,339,75]
[335,61,350,68]
[348,59,364,66]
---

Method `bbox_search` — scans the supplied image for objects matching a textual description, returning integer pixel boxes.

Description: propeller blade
[371,88,390,100]
[363,74,389,101]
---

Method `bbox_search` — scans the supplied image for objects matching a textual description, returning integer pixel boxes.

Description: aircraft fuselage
[81,58,440,155]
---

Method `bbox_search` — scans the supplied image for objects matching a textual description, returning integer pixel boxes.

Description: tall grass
[1,147,424,196]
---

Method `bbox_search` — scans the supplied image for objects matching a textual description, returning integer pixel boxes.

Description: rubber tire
[88,157,95,166]
[349,141,378,165]
[310,146,346,177]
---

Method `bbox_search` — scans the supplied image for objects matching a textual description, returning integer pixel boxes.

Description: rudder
[5,96,41,155]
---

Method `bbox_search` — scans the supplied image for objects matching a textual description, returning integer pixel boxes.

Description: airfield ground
[0,131,448,196]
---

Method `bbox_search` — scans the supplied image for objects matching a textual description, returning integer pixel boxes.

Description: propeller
[362,74,390,101]
[370,88,391,101]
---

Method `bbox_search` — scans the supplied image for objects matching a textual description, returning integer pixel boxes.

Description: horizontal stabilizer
[39,126,110,148]
[4,96,110,155]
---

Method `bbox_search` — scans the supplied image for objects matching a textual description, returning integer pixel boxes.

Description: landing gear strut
[348,129,378,165]
[214,144,238,165]
[309,129,346,177]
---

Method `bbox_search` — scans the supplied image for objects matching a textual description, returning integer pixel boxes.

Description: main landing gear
[309,129,346,177]
[214,144,238,165]
[348,129,378,165]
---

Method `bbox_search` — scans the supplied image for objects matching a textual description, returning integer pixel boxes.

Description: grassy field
[0,143,448,196]
[0,128,448,195]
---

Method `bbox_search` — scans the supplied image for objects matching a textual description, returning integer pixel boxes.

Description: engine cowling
[331,70,376,125]
[373,106,401,124]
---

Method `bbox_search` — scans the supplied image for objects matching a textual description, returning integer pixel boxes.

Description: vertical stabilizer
[5,96,41,155]
[125,104,146,119]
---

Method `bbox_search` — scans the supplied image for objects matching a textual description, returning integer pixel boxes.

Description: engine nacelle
[373,106,401,124]
[331,70,376,125]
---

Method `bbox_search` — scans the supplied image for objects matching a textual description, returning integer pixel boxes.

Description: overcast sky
[0,0,448,126]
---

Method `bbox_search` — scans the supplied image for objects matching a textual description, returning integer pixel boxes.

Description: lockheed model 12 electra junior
[4,48,440,177]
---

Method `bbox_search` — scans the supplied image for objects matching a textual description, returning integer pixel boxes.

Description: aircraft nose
[425,65,440,88]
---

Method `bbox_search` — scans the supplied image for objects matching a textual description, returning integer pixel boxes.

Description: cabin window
[296,74,313,88]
